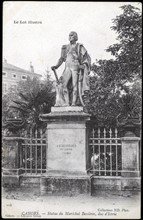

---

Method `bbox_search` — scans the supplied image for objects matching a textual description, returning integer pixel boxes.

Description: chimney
[29,61,34,73]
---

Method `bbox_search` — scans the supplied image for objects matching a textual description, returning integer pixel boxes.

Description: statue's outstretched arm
[51,57,64,70]
[56,57,64,68]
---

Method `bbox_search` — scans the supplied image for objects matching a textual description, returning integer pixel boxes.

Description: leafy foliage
[2,74,56,132]
[2,88,19,123]
[88,4,142,127]
[106,4,142,80]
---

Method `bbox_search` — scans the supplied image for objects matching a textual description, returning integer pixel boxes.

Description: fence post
[121,131,140,177]
[2,137,23,187]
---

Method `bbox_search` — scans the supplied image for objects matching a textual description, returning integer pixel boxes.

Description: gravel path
[2,187,141,219]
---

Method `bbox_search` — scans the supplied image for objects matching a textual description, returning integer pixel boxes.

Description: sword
[51,67,60,84]
[78,71,85,107]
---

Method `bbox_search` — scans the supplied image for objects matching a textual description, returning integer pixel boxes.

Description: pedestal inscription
[47,123,86,174]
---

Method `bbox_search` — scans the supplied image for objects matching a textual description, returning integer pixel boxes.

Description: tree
[106,4,142,80]
[87,72,122,127]
[2,87,20,123]
[88,4,142,127]
[2,74,56,132]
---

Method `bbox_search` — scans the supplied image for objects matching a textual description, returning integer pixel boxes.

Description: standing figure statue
[51,31,91,107]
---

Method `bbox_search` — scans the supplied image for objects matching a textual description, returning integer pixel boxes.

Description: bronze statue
[51,31,91,107]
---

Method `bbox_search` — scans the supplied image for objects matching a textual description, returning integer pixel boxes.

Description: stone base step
[40,175,91,196]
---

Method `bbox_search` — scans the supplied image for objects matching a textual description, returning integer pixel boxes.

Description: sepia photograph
[2,1,142,219]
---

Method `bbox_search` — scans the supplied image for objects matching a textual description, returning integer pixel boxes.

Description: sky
[3,1,141,78]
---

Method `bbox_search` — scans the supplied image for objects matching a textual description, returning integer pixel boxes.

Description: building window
[3,83,7,93]
[12,73,17,79]
[3,72,7,77]
[21,75,27,80]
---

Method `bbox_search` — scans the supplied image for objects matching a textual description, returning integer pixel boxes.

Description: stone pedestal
[121,133,140,177]
[40,106,91,195]
[2,137,22,186]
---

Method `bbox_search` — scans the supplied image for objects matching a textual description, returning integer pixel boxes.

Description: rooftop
[3,61,42,77]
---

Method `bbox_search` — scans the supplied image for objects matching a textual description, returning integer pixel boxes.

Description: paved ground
[2,187,141,219]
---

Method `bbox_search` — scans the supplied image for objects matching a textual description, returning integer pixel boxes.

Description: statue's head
[69,31,78,42]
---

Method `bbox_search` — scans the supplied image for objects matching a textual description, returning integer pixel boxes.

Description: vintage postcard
[2,1,141,219]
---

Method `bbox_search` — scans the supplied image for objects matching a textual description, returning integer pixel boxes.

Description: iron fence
[4,127,140,177]
[88,128,122,176]
[20,129,47,174]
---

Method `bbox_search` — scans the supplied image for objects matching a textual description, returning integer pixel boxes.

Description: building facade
[2,60,42,94]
